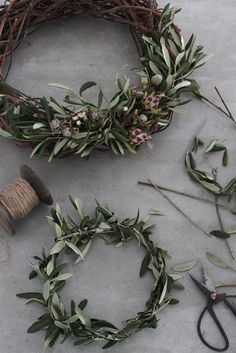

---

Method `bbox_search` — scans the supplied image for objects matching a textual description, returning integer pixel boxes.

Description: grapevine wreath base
[0,1,211,160]
[17,199,180,349]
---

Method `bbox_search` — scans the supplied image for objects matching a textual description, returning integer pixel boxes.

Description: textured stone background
[0,1,236,352]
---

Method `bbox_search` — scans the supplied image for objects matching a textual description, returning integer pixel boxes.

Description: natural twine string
[0,178,39,219]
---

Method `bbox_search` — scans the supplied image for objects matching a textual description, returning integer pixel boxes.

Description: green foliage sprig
[0,4,210,160]
[17,199,179,349]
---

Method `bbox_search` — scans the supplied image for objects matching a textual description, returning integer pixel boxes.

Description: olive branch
[17,199,180,349]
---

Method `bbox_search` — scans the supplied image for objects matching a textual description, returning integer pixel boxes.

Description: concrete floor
[0,1,236,352]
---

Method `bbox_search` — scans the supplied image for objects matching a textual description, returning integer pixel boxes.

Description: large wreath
[0,1,211,160]
[17,199,180,349]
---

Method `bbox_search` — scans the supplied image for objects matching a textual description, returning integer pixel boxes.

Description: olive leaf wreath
[0,1,211,160]
[17,199,180,349]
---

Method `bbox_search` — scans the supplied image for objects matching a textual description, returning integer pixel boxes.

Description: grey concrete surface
[0,1,236,352]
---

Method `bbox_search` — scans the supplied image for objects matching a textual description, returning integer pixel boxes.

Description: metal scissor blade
[202,267,216,293]
[189,273,212,299]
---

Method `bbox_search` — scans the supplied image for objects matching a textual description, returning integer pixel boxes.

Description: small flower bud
[63,127,72,137]
[123,106,129,112]
[135,91,144,98]
[50,118,60,130]
[151,74,163,86]
[92,112,100,122]
[139,114,148,124]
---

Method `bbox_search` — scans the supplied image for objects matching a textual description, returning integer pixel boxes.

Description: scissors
[189,268,236,352]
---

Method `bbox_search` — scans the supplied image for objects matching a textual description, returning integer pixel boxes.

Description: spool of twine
[0,178,39,220]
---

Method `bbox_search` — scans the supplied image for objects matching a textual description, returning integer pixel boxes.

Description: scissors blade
[224,298,236,316]
[189,272,212,299]
[202,267,216,293]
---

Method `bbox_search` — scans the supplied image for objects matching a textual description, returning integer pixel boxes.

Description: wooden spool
[0,165,53,235]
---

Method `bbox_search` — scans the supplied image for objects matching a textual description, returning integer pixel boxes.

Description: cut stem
[194,89,236,124]
[138,181,236,215]
[145,179,211,237]
[216,283,236,288]
[215,192,235,260]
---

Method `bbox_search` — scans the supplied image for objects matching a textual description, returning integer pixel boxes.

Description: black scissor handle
[197,304,229,352]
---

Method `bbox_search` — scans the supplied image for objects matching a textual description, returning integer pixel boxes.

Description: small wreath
[0,1,211,160]
[17,199,180,349]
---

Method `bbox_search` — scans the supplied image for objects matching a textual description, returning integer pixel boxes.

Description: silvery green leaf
[195,53,213,68]
[48,83,73,91]
[54,321,68,330]
[50,241,65,255]
[172,258,199,272]
[53,273,73,282]
[74,306,87,325]
[65,241,84,260]
[198,180,222,194]
[33,123,46,130]
[148,263,160,280]
[123,78,130,93]
[108,95,120,109]
[223,149,228,166]
[26,262,44,279]
[169,27,181,47]
[168,274,182,281]
[79,81,97,96]
[44,328,60,348]
[174,81,191,90]
[149,61,161,75]
[43,280,51,301]
[16,292,44,300]
[160,37,171,68]
[46,258,54,276]
[48,100,66,115]
[64,314,80,324]
[0,128,12,138]
[159,279,168,304]
[224,226,236,235]
[148,209,165,216]
[98,222,112,230]
[207,252,235,271]
[205,139,225,153]
[69,196,85,219]
[54,223,63,238]
[30,140,47,158]
[52,293,60,307]
[166,74,173,90]
[175,52,185,67]
[75,241,91,264]
[53,138,69,155]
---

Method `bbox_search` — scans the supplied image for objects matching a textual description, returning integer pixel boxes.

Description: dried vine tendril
[0,1,211,160]
[17,198,180,349]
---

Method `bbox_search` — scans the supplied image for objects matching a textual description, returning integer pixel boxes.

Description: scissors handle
[197,303,229,352]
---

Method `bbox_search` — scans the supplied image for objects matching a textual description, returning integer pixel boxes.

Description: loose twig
[143,179,211,237]
[138,181,236,215]
[216,283,236,289]
[215,193,235,260]
[194,87,236,125]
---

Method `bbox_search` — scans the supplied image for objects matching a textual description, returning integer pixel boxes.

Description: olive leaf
[148,209,166,216]
[172,258,199,272]
[207,252,236,271]
[210,230,230,239]
[205,139,228,166]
